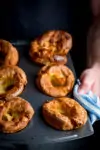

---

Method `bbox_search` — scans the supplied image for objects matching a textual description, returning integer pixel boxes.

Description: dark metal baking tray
[0,42,94,145]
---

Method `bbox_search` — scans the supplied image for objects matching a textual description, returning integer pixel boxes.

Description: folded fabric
[73,80,100,124]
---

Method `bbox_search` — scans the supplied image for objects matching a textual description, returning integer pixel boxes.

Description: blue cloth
[73,80,100,124]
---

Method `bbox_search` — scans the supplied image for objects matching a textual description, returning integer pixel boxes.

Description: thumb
[78,72,94,94]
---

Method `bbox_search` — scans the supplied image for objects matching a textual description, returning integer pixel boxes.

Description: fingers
[78,70,94,94]
[91,80,100,97]
[78,78,94,94]
[77,68,100,98]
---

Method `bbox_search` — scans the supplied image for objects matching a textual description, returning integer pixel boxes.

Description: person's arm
[78,0,100,97]
[87,17,100,69]
[87,0,100,68]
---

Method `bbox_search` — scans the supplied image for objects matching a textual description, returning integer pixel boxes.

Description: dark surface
[0,44,93,145]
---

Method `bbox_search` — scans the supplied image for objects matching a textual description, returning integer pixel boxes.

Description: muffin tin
[0,41,94,144]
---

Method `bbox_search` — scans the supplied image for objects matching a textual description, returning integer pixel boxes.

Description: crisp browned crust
[0,66,27,100]
[42,97,87,130]
[36,64,75,97]
[0,97,34,133]
[0,40,19,66]
[29,30,72,65]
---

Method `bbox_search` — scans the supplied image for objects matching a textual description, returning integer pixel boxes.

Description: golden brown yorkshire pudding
[42,97,87,130]
[0,97,34,133]
[0,66,27,100]
[36,64,75,97]
[0,40,19,66]
[29,30,72,65]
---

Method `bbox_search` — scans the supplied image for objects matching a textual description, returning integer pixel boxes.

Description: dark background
[0,0,99,149]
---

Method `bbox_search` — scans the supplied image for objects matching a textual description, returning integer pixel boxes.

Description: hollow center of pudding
[2,103,25,122]
[2,104,28,122]
[2,111,20,121]
[51,100,70,116]
[2,108,22,121]
[50,73,66,86]
[38,47,55,58]
[0,77,15,94]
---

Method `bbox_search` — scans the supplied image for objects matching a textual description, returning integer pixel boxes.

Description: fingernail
[78,89,85,94]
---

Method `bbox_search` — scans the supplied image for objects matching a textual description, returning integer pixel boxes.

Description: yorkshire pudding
[42,97,87,130]
[29,30,72,65]
[0,40,19,66]
[0,97,34,133]
[36,64,75,97]
[0,66,27,100]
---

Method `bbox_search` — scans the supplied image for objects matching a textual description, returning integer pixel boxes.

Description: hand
[78,66,100,97]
